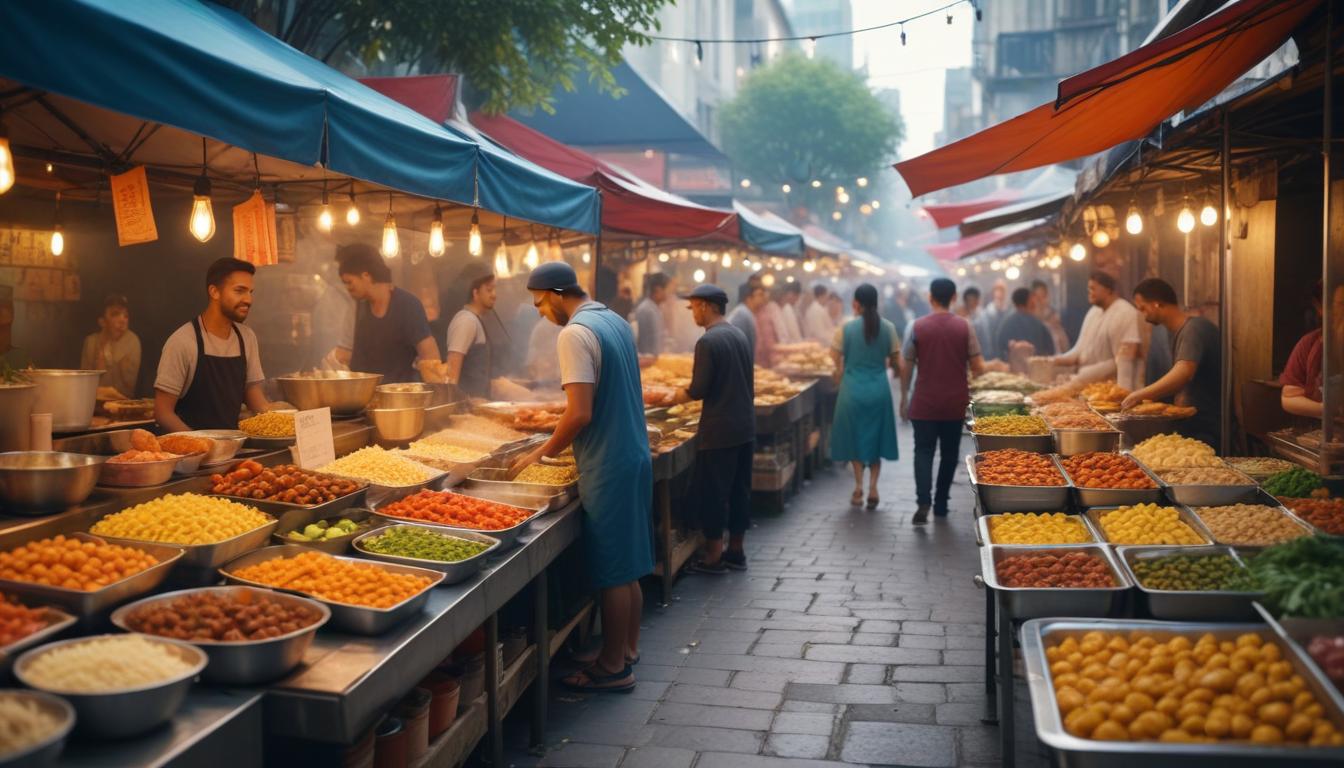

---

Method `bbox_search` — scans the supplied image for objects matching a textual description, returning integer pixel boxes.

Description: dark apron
[175,318,248,430]
[457,311,493,399]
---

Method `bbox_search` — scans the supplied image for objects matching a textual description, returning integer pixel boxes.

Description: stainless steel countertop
[60,688,264,768]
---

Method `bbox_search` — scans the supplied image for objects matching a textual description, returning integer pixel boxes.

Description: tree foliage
[720,54,902,209]
[219,0,671,114]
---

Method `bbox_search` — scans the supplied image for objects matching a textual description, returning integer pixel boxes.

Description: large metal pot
[0,451,105,514]
[0,382,36,451]
[28,369,104,432]
[275,371,382,415]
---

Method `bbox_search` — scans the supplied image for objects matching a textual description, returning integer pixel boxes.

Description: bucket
[373,715,407,768]
[396,687,431,762]
[341,727,376,768]
[422,669,461,739]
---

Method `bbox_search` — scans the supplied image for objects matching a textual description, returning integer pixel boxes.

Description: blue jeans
[912,419,963,512]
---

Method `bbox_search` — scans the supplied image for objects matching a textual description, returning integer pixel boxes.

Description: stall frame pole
[1323,1,1337,454]
[484,612,502,766]
[1220,108,1232,456]
[529,572,549,750]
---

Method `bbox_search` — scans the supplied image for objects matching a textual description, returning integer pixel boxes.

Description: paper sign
[232,190,278,266]
[293,407,335,469]
[109,166,159,246]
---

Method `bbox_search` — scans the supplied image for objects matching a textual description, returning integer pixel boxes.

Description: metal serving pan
[212,483,370,531]
[977,512,1099,547]
[969,426,1054,454]
[319,462,449,505]
[978,544,1130,619]
[1052,429,1122,457]
[0,606,77,671]
[219,545,443,636]
[0,690,74,766]
[462,467,576,507]
[1116,545,1263,621]
[1058,454,1165,508]
[1021,618,1344,767]
[92,504,278,571]
[966,453,1071,514]
[1129,454,1259,506]
[110,586,331,685]
[351,524,501,585]
[271,507,379,554]
[97,456,179,487]
[1187,501,1318,549]
[0,533,184,617]
[369,490,545,548]
[1083,505,1214,547]
[1255,602,1344,697]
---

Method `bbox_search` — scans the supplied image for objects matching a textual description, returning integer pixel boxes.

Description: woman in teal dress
[830,283,900,509]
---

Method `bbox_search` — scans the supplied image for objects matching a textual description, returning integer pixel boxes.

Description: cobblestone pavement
[502,427,1050,767]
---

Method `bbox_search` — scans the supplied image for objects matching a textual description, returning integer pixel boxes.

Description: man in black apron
[443,268,508,399]
[154,258,273,432]
[329,244,439,384]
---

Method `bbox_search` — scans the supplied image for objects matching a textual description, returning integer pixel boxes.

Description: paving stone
[666,683,782,710]
[849,633,896,646]
[683,653,846,683]
[536,741,625,767]
[550,719,653,748]
[673,667,731,686]
[944,634,985,650]
[857,619,903,633]
[844,663,887,684]
[942,649,986,667]
[957,725,1001,764]
[898,633,947,650]
[894,682,947,704]
[888,665,983,683]
[785,683,898,704]
[804,645,941,665]
[643,724,764,754]
[636,664,683,682]
[694,753,851,768]
[651,702,774,730]
[766,733,832,759]
[781,700,841,713]
[751,643,808,658]
[618,746,696,768]
[626,680,672,701]
[839,721,957,767]
[731,671,794,693]
[770,712,836,736]
[900,621,947,636]
[935,701,989,726]
[759,630,851,645]
[946,682,988,702]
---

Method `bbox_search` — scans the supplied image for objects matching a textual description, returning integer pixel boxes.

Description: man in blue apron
[154,258,273,432]
[443,267,505,399]
[511,262,653,693]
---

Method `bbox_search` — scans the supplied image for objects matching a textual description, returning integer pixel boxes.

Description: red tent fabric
[924,219,1050,262]
[359,74,458,125]
[920,189,1023,229]
[894,0,1319,198]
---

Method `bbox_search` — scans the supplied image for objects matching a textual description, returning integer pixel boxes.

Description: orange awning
[894,0,1319,198]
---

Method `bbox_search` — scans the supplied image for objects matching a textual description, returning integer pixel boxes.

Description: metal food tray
[1255,602,1344,695]
[369,490,545,548]
[1187,501,1318,548]
[396,453,485,489]
[971,431,1054,454]
[218,544,443,635]
[1021,618,1344,767]
[1139,457,1260,507]
[978,544,1130,618]
[1116,545,1263,621]
[93,507,279,570]
[1060,455,1165,507]
[1052,428,1122,457]
[0,533,184,616]
[976,512,1099,547]
[0,606,77,669]
[243,433,297,448]
[271,507,379,554]
[213,484,370,530]
[351,524,501,584]
[320,464,450,506]
[966,453,1071,514]
[463,467,577,507]
[1083,504,1214,547]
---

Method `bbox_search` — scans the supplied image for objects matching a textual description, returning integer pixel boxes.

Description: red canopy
[895,0,1319,198]
[920,189,1023,229]
[359,74,458,125]
[925,219,1050,262]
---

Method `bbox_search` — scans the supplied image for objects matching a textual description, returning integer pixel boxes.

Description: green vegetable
[361,526,490,562]
[1261,466,1323,498]
[1131,554,1256,592]
[1242,536,1344,618]
[287,516,365,542]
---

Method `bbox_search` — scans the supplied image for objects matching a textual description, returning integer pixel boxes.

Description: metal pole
[485,613,501,766]
[529,573,549,749]
[1323,1,1336,462]
[1220,108,1232,455]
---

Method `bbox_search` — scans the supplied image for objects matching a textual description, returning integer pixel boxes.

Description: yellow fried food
[1194,504,1311,547]
[238,411,296,437]
[516,463,579,485]
[988,512,1092,545]
[318,446,436,487]
[91,493,270,545]
[972,415,1049,436]
[1131,434,1220,469]
[1096,503,1204,545]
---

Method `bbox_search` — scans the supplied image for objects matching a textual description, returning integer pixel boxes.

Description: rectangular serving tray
[0,533,184,616]
[1057,453,1165,507]
[368,490,546,548]
[351,524,501,585]
[92,505,279,570]
[967,453,1072,514]
[976,512,1101,547]
[979,544,1131,619]
[1083,505,1215,547]
[1115,545,1264,621]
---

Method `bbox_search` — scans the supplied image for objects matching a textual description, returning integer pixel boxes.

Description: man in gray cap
[670,284,755,574]
[510,262,653,693]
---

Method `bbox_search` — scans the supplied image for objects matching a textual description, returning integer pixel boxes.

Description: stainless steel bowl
[171,451,208,475]
[368,407,425,443]
[0,452,105,513]
[276,372,382,415]
[0,689,75,766]
[271,508,376,554]
[168,430,247,466]
[27,370,104,432]
[110,587,330,686]
[13,634,206,739]
[374,383,434,410]
[98,456,178,487]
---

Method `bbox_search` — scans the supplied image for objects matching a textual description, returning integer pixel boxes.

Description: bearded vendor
[510,262,653,694]
[443,265,508,398]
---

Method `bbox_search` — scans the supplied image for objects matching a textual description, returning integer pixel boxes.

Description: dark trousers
[693,442,753,538]
[912,419,964,512]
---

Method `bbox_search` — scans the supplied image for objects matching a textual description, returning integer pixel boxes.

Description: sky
[849,0,975,159]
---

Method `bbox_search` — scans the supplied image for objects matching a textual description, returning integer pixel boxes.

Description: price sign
[293,408,335,469]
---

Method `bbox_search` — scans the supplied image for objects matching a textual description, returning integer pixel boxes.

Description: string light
[900,23,907,45]
[44,161,53,174]
[658,252,670,263]
[468,210,482,256]
[1125,204,1143,235]
[428,204,446,257]
[804,37,817,58]
[693,268,706,283]
[860,204,873,215]
[189,140,215,243]
[581,249,592,264]
[721,253,733,268]
[524,226,540,269]
[1091,229,1110,249]
[752,261,763,272]
[1199,196,1218,227]
[740,178,751,189]
[832,211,842,220]
[317,182,334,232]
[1176,199,1196,233]
[837,190,850,204]
[1005,266,1020,280]
[856,177,868,187]
[810,179,822,188]
[956,267,966,277]
[781,183,792,194]
[1069,242,1087,261]
[380,195,400,259]
[871,200,881,210]
[50,192,63,257]
[0,120,13,195]
[803,258,816,273]
[493,240,511,279]
[762,272,776,286]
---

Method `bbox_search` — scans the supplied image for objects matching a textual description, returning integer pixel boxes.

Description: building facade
[785,0,854,69]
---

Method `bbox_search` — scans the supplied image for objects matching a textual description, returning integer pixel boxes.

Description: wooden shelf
[549,600,594,659]
[413,644,537,768]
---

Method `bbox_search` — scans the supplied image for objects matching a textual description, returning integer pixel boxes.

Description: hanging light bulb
[524,226,540,269]
[1199,197,1218,227]
[956,267,966,277]
[468,210,482,256]
[721,252,732,268]
[803,258,816,273]
[317,184,334,232]
[493,239,512,279]
[856,177,868,188]
[1125,205,1143,235]
[346,189,361,226]
[810,179,822,188]
[381,214,400,259]
[49,192,64,257]
[871,200,880,210]
[1069,242,1087,261]
[1091,229,1111,249]
[0,124,13,195]
[781,183,791,194]
[761,272,776,287]
[1177,203,1196,234]
[752,261,763,272]
[693,268,706,283]
[581,249,592,264]
[1005,266,1021,280]
[189,177,216,243]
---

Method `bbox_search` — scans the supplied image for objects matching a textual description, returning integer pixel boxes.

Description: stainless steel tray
[1083,505,1214,547]
[977,512,1100,547]
[271,507,379,554]
[211,483,369,529]
[1116,545,1263,621]
[243,433,297,448]
[1188,501,1318,548]
[971,431,1054,454]
[1052,429,1122,457]
[0,533,184,616]
[1256,602,1344,698]
[1059,454,1165,507]
[320,464,450,506]
[109,586,331,685]
[218,545,443,635]
[351,524,501,584]
[93,509,278,570]
[979,544,1130,619]
[0,606,77,670]
[463,467,577,507]
[1021,618,1344,767]
[369,490,546,548]
[967,453,1071,514]
[1131,454,1259,506]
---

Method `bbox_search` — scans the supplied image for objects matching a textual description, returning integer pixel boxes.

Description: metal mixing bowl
[13,634,207,739]
[27,370,104,432]
[98,456,178,487]
[167,430,247,466]
[373,383,434,410]
[368,407,425,443]
[0,452,105,514]
[0,689,75,766]
[276,372,382,415]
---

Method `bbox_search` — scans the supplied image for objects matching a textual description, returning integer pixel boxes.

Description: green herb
[1242,536,1344,618]
[1261,466,1323,498]
[0,363,31,386]
[361,526,490,562]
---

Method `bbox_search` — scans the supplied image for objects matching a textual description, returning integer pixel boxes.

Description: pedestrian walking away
[829,283,900,510]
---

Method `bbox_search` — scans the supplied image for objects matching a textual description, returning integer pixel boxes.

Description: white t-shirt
[1063,299,1142,384]
[803,301,834,344]
[775,302,803,344]
[154,321,265,397]
[445,309,487,355]
[557,302,604,386]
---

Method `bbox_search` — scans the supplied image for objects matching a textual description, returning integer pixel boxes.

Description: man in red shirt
[899,278,986,524]
[1281,282,1344,418]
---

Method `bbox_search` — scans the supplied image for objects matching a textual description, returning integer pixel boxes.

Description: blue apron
[569,304,655,589]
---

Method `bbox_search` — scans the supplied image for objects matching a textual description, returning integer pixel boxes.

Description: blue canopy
[733,203,804,257]
[0,0,600,234]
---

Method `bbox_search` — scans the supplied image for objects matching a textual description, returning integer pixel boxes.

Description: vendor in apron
[328,244,440,384]
[510,262,653,694]
[154,258,273,432]
[443,268,510,399]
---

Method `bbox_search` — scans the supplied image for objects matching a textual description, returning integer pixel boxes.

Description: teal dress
[830,317,899,464]
[569,304,655,589]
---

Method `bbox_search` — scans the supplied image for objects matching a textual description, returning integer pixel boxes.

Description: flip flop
[866,494,880,510]
[571,647,640,666]
[561,663,635,694]
[850,490,863,506]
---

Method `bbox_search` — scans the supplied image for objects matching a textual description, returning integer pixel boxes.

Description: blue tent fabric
[0,0,600,234]
[732,203,804,257]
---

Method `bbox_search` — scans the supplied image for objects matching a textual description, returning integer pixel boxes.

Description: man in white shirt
[1051,271,1143,389]
[632,272,669,356]
[773,283,804,343]
[442,268,498,398]
[803,284,835,344]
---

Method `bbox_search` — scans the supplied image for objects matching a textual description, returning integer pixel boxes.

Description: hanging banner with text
[293,407,335,470]
[109,166,159,246]
[232,190,278,266]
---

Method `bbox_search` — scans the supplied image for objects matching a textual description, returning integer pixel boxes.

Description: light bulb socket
[193,173,212,198]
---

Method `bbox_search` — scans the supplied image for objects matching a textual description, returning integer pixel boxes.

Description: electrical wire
[647,0,973,45]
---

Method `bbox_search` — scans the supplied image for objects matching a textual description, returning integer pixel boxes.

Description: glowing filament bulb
[50,227,64,257]
[428,206,446,257]
[1177,206,1196,234]
[1069,242,1087,261]
[189,174,216,243]
[524,241,540,269]
[345,196,361,226]
[494,242,511,278]
[468,212,482,256]
[0,136,14,194]
[1125,207,1143,235]
[381,213,400,258]
[1199,202,1217,227]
